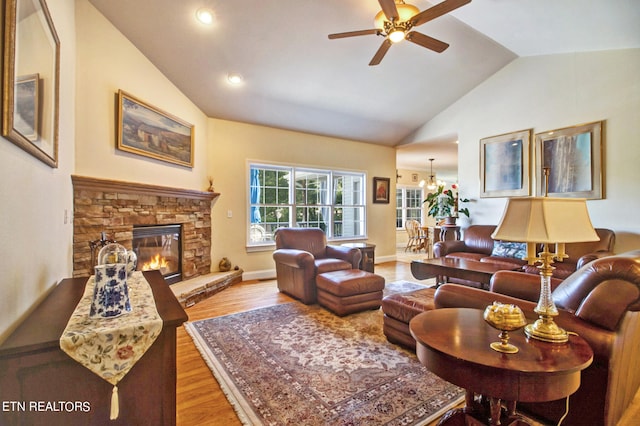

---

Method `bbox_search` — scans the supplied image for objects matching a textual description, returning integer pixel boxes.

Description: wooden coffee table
[411,257,521,289]
[410,308,593,426]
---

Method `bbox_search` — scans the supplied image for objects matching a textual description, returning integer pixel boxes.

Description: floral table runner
[59,271,163,420]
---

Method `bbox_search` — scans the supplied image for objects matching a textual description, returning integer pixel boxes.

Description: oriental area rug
[185,281,464,425]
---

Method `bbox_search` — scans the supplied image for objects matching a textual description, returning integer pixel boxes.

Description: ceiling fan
[328,0,471,66]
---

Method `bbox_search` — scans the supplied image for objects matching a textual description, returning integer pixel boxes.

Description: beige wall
[208,119,397,279]
[74,0,210,190]
[0,0,76,342]
[405,48,640,252]
[75,0,397,280]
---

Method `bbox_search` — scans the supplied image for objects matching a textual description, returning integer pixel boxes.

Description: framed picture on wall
[14,74,40,142]
[535,120,604,199]
[480,129,531,198]
[117,90,194,168]
[373,177,390,204]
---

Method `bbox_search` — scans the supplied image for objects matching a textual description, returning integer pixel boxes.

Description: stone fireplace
[72,175,219,282]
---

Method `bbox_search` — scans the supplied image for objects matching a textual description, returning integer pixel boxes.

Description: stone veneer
[72,175,219,279]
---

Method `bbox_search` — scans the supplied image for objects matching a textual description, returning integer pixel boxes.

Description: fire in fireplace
[132,225,182,284]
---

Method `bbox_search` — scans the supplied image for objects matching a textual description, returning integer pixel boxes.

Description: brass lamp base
[524,316,569,343]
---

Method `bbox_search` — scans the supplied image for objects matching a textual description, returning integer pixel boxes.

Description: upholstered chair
[433,250,640,426]
[272,228,361,304]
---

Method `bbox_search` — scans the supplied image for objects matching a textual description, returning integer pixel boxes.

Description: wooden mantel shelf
[71,175,220,201]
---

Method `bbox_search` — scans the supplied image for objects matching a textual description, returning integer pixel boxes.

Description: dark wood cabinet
[342,243,376,273]
[0,270,187,426]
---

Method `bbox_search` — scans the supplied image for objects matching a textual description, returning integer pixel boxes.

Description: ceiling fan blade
[328,29,379,39]
[409,0,471,27]
[378,0,399,21]
[369,39,392,66]
[406,32,449,53]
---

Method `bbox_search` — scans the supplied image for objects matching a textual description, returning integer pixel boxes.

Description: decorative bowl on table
[483,302,527,354]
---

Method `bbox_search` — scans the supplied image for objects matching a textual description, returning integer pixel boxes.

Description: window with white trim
[249,163,366,245]
[396,186,423,228]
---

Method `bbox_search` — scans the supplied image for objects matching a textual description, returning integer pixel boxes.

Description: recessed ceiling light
[196,8,215,25]
[227,73,243,85]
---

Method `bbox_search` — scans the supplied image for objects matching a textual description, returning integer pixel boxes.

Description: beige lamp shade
[491,197,599,244]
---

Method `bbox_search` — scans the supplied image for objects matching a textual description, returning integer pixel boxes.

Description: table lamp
[491,194,599,343]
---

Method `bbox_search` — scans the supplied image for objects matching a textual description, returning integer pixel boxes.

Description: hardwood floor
[175,256,640,425]
[176,280,290,426]
[176,258,426,425]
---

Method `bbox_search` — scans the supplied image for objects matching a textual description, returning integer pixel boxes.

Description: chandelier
[420,158,438,190]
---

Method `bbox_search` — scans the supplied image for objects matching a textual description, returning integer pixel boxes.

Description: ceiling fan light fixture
[374,1,420,29]
[388,29,406,43]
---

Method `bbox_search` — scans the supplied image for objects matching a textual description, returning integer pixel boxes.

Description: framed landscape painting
[480,129,531,198]
[535,120,603,199]
[117,90,194,167]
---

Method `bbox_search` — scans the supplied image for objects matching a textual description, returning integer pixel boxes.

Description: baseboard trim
[243,269,277,281]
[376,255,396,264]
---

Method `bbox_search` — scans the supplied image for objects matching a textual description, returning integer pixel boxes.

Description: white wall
[0,0,76,342]
[207,119,397,279]
[406,49,640,252]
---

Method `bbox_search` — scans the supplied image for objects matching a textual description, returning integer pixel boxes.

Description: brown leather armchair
[272,228,361,304]
[433,250,640,426]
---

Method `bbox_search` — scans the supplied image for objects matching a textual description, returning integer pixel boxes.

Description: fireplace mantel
[71,175,220,201]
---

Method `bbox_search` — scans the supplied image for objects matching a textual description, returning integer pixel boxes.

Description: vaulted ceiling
[89,0,640,177]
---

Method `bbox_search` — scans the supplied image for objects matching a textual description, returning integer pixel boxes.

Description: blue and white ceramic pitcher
[90,263,132,318]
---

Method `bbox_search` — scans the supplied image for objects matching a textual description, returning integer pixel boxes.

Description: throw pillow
[492,241,527,259]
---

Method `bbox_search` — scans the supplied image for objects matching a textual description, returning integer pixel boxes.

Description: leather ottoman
[381,287,435,349]
[316,269,385,316]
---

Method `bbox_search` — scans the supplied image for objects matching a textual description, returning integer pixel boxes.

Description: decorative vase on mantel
[443,216,457,226]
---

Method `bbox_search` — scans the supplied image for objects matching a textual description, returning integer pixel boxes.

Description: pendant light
[426,158,437,190]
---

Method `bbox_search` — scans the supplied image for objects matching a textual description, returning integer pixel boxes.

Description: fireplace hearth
[133,225,182,284]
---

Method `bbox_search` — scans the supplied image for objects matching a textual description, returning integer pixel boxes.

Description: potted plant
[423,184,469,223]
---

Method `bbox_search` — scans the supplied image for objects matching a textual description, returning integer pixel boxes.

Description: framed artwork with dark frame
[117,90,194,168]
[373,177,390,204]
[535,120,604,199]
[480,129,531,198]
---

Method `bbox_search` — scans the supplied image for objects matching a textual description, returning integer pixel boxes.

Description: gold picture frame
[117,90,194,168]
[535,121,604,199]
[480,129,531,198]
[2,0,60,167]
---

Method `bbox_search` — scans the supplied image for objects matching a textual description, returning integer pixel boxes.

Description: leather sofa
[272,227,361,304]
[433,250,640,426]
[434,224,615,280]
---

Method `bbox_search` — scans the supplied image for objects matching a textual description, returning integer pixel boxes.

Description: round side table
[410,308,593,425]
